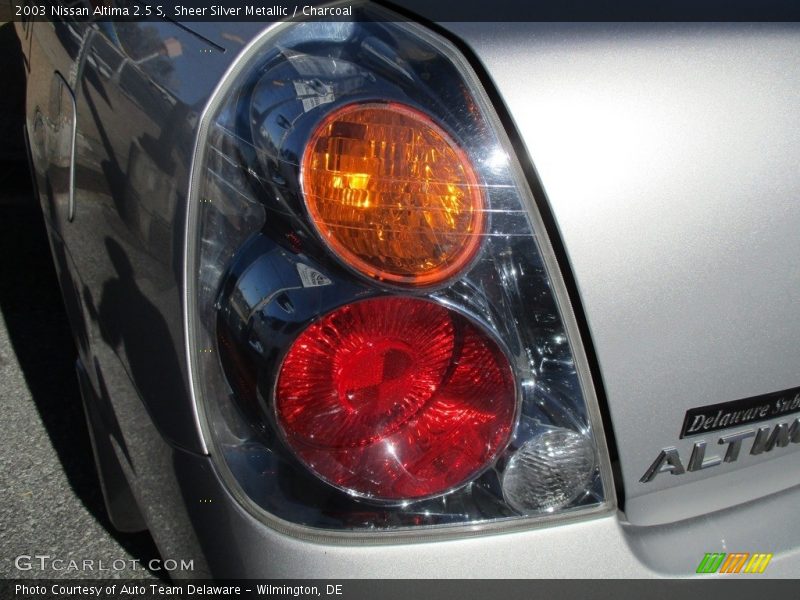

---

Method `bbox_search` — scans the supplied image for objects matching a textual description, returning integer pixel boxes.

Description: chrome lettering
[642,417,800,482]
[687,441,722,472]
[718,430,755,462]
[640,448,685,483]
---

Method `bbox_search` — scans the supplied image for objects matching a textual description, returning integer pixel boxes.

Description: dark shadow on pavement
[0,165,164,577]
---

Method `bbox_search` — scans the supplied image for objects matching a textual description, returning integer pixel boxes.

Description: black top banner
[6,0,800,22]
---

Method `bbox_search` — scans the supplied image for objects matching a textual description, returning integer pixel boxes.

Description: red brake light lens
[275,297,516,500]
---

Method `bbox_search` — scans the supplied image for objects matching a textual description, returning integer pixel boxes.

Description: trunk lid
[444,22,800,524]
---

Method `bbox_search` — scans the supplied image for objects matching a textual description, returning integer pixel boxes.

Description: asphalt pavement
[0,160,161,580]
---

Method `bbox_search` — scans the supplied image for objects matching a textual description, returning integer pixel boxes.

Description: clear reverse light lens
[502,428,597,513]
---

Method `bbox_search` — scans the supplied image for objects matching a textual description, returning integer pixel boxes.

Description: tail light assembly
[185,7,614,536]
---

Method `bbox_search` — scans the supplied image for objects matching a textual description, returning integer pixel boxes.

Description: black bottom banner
[2,579,798,600]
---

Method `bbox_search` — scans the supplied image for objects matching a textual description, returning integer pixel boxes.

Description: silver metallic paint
[446,21,800,524]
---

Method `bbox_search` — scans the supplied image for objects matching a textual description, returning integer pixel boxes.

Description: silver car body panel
[445,22,800,525]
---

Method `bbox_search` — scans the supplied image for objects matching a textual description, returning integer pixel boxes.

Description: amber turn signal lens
[300,102,484,286]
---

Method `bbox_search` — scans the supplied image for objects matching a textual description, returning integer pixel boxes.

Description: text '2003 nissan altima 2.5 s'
[16,2,800,579]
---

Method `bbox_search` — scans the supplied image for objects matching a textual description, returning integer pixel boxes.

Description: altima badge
[641,416,800,482]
